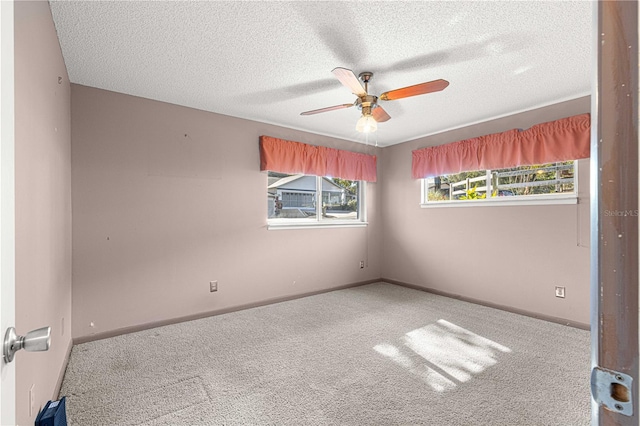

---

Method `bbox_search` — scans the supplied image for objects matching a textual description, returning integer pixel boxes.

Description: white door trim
[0,0,16,424]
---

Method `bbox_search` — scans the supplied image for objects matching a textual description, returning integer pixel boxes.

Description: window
[268,172,364,227]
[422,161,577,206]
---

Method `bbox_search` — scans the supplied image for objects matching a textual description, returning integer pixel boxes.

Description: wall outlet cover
[555,286,566,298]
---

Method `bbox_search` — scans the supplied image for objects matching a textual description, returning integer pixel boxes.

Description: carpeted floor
[59,282,591,425]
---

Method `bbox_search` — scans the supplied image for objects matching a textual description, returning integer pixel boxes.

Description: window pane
[268,172,317,219]
[424,161,575,203]
[322,178,359,221]
[496,162,574,196]
[267,173,362,222]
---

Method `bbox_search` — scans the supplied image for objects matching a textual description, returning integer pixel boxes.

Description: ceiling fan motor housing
[355,95,379,115]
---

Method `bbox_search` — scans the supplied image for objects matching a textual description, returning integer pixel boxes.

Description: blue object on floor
[34,396,67,426]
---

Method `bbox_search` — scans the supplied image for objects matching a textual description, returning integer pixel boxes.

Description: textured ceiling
[49,1,592,147]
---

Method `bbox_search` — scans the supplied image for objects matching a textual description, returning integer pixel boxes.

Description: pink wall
[70,85,590,340]
[380,97,591,326]
[71,85,382,340]
[14,1,73,424]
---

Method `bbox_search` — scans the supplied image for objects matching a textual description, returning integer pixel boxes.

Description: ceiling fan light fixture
[356,114,377,133]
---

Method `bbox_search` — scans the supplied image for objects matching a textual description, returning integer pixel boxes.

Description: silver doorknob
[3,326,51,363]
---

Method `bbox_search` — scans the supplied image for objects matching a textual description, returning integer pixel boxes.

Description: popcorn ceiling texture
[49,1,591,146]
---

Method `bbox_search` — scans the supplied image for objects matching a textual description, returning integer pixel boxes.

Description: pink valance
[260,136,377,182]
[412,113,591,178]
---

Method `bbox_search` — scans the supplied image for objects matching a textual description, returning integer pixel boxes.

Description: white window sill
[267,220,368,230]
[420,194,578,208]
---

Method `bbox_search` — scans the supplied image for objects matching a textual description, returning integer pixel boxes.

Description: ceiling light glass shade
[356,114,378,133]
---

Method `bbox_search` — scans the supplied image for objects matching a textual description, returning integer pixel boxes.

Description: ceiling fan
[301,67,449,133]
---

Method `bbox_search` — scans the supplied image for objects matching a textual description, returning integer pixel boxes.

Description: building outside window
[267,172,362,223]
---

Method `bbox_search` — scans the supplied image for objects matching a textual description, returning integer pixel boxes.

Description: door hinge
[591,367,634,416]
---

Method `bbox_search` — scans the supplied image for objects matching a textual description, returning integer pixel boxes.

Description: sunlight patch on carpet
[374,343,457,392]
[374,319,511,391]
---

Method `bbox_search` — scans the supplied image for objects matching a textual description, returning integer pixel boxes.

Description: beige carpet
[59,282,591,425]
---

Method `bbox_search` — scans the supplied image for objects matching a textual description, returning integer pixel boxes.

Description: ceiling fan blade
[331,67,367,97]
[300,103,354,116]
[379,79,449,101]
[372,106,391,122]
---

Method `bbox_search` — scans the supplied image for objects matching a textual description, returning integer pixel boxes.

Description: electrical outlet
[555,286,566,298]
[210,281,218,292]
[359,260,365,269]
[29,384,35,417]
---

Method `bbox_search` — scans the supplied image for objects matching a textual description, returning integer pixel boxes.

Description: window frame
[420,161,579,208]
[267,174,367,230]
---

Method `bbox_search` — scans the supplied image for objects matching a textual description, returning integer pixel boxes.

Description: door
[591,1,639,425]
[0,0,16,424]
